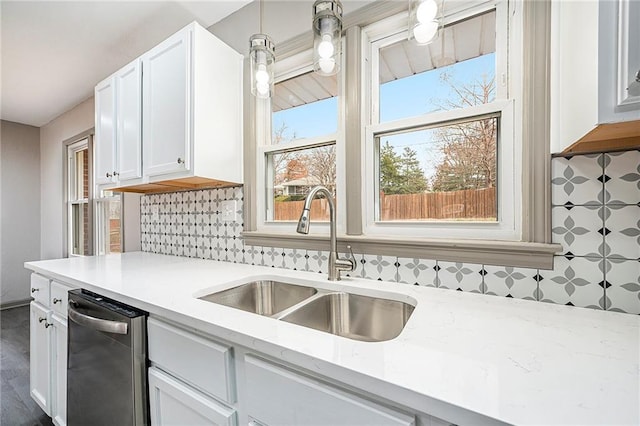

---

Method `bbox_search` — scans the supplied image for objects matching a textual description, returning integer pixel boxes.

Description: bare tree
[431,73,497,192]
[307,145,336,196]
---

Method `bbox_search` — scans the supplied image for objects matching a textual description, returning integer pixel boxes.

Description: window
[65,134,123,257]
[258,58,341,229]
[95,190,122,255]
[245,1,557,268]
[67,139,91,256]
[364,3,516,239]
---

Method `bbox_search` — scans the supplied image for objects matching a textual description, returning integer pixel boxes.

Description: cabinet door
[244,356,415,426]
[149,367,236,426]
[116,59,142,181]
[142,28,191,178]
[95,76,117,185]
[31,273,50,306]
[51,315,68,426]
[30,302,51,415]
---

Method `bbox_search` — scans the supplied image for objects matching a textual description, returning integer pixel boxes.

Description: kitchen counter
[25,252,640,425]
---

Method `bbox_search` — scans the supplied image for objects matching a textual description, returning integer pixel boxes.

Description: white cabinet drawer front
[50,281,73,317]
[244,355,415,426]
[31,274,50,306]
[149,367,236,426]
[148,318,235,403]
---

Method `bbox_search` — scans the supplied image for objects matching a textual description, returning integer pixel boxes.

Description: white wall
[1,120,41,306]
[550,0,599,154]
[39,98,94,259]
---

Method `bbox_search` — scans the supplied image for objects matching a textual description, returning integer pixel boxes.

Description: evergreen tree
[379,141,428,194]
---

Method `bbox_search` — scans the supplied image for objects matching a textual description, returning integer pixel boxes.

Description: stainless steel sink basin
[198,280,317,316]
[279,292,414,342]
[198,280,415,342]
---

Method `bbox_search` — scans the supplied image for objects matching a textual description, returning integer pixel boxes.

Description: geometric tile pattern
[140,150,640,314]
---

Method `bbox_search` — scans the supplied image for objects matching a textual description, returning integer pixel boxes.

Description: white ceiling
[1,1,252,127]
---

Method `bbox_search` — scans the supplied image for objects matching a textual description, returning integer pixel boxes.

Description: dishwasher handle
[68,305,128,335]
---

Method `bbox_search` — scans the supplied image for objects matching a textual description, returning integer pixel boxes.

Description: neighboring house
[276,176,322,196]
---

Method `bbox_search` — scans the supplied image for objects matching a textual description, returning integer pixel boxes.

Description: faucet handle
[346,245,357,272]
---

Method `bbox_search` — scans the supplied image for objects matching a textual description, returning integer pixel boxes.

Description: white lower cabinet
[30,301,51,415]
[149,367,236,426]
[244,355,415,426]
[29,275,74,426]
[51,314,67,426]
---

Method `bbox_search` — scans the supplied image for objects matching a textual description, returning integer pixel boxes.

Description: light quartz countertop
[25,252,640,426]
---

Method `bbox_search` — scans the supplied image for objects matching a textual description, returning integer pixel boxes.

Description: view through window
[267,70,338,222]
[374,10,498,222]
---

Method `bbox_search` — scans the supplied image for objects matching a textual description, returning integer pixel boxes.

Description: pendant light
[250,0,275,98]
[408,0,441,45]
[312,0,343,76]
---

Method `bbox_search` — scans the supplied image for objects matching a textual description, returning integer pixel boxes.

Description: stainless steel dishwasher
[67,289,148,425]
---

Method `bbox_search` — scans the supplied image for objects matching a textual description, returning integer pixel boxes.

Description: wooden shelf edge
[112,177,241,194]
[555,119,640,157]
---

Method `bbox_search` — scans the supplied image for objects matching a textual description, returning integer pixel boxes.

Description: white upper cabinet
[95,77,117,185]
[142,30,190,177]
[116,59,142,182]
[94,21,243,193]
[142,23,243,185]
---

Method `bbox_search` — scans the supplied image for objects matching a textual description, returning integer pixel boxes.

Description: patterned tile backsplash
[141,150,640,315]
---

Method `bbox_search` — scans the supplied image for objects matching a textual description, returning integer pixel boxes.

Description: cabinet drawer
[30,274,50,306]
[148,318,235,403]
[149,367,236,426]
[244,355,415,426]
[50,281,72,317]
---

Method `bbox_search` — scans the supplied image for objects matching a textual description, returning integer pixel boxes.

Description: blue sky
[272,53,495,179]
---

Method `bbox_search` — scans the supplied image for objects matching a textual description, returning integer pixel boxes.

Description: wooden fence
[273,187,496,221]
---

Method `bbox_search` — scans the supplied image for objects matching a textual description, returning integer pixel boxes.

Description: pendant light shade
[250,34,275,99]
[312,0,343,76]
[408,0,441,45]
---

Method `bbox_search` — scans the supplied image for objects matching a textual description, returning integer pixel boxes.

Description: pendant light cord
[260,0,264,34]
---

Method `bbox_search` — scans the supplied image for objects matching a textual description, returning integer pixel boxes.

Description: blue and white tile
[358,254,397,282]
[605,259,640,314]
[282,248,306,270]
[551,206,603,256]
[604,205,640,260]
[306,250,329,274]
[437,261,484,293]
[604,150,640,205]
[551,154,603,206]
[538,256,605,309]
[396,258,437,287]
[483,265,538,300]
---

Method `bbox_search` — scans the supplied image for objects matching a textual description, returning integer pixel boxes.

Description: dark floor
[1,305,54,426]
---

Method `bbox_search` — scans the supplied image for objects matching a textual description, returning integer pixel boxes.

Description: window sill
[242,231,561,270]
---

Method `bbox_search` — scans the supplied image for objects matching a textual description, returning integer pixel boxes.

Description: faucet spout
[296,186,355,281]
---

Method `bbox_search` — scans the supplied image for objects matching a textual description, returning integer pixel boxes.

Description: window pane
[272,71,338,142]
[379,10,496,123]
[96,198,122,255]
[73,148,89,200]
[71,203,89,255]
[376,116,498,222]
[266,144,336,221]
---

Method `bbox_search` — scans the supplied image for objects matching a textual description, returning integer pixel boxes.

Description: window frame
[255,48,345,235]
[66,137,92,257]
[243,0,559,269]
[362,1,516,239]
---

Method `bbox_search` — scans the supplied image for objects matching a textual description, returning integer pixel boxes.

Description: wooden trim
[112,177,240,194]
[555,120,640,157]
[242,231,561,270]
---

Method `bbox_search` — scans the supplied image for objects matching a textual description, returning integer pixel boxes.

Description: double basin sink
[198,280,415,342]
